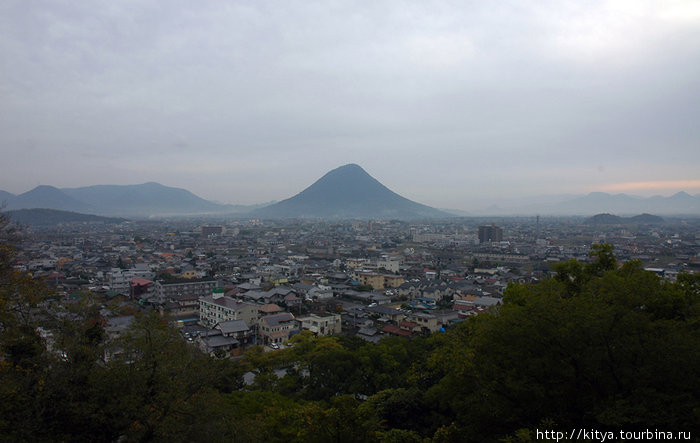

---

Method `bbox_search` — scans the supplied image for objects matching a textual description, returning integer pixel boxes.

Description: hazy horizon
[2,1,699,210]
[2,166,698,215]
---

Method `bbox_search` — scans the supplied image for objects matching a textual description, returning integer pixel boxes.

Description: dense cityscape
[14,215,699,356]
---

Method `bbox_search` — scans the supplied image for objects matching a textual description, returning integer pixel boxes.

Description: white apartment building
[199,291,259,328]
[296,312,342,336]
[108,264,155,294]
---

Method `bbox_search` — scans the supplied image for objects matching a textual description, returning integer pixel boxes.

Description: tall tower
[478,225,503,244]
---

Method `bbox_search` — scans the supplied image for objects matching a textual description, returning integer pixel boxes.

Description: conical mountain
[253,164,448,219]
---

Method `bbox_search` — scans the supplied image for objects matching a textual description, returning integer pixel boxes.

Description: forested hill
[586,213,665,224]
[1,229,698,441]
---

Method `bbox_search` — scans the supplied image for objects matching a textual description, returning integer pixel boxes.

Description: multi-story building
[353,271,405,290]
[346,258,371,269]
[259,312,297,345]
[155,277,218,315]
[296,312,342,336]
[108,264,154,295]
[376,256,401,273]
[155,277,217,303]
[478,225,503,244]
[199,290,259,328]
[409,312,440,334]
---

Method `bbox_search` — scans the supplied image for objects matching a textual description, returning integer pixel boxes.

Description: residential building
[197,330,239,357]
[155,278,217,313]
[215,319,254,350]
[199,291,259,328]
[365,305,405,323]
[376,257,401,273]
[108,264,154,295]
[409,312,440,333]
[296,312,341,336]
[259,312,297,345]
[354,271,405,289]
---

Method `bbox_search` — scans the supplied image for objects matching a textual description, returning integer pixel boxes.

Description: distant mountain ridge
[253,164,448,219]
[549,191,699,215]
[476,191,700,216]
[7,185,92,213]
[2,177,698,217]
[586,213,665,225]
[1,182,241,217]
[61,182,226,216]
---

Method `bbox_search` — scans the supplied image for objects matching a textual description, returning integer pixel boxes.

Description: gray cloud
[1,0,699,208]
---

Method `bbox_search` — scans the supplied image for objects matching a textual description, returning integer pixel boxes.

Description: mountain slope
[586,213,664,224]
[61,182,227,216]
[0,190,16,205]
[253,164,448,219]
[6,186,93,213]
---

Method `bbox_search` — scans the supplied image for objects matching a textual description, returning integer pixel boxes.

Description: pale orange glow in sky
[597,180,700,195]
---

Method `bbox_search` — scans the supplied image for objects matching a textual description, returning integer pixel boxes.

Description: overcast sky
[1,0,699,209]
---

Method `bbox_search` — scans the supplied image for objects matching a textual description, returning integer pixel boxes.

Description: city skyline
[2,1,699,210]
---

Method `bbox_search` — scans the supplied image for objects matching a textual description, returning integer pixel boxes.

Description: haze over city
[2,1,699,210]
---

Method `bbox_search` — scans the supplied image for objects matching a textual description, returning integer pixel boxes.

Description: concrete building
[199,290,259,328]
[296,312,342,336]
[409,312,441,333]
[478,225,503,244]
[354,271,405,289]
[155,278,217,304]
[156,277,218,315]
[108,264,154,295]
[259,312,297,345]
[376,256,401,273]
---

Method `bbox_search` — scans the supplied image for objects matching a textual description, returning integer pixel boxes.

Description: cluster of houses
[15,218,697,359]
[194,287,341,355]
[113,265,520,356]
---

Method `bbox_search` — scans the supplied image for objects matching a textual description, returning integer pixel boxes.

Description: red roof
[259,303,282,313]
[399,321,419,329]
[382,325,413,337]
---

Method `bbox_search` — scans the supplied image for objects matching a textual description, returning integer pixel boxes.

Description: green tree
[429,246,700,441]
[103,312,227,441]
[0,212,55,440]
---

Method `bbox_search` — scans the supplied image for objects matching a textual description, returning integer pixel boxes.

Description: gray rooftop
[200,295,257,311]
[366,305,402,316]
[216,319,250,334]
[202,335,239,349]
[260,312,295,327]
